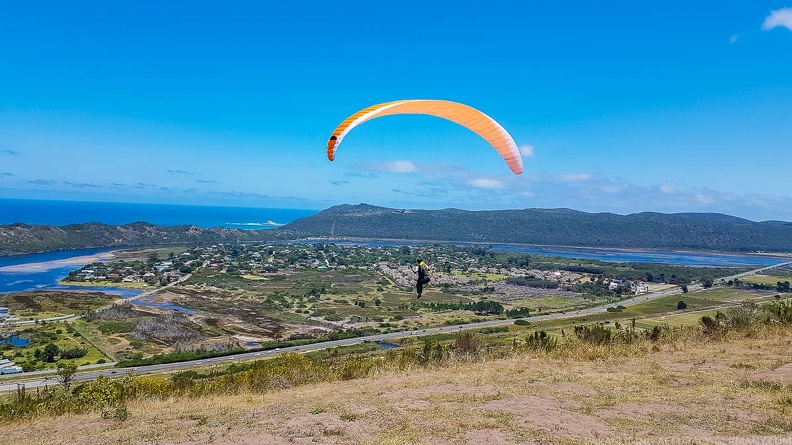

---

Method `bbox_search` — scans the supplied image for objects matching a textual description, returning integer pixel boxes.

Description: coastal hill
[2,204,792,256]
[0,222,278,256]
[280,204,792,252]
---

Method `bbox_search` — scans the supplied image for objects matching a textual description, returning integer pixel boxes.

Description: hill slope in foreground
[282,204,792,252]
[4,329,792,444]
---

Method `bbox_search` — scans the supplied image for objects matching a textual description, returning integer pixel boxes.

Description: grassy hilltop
[2,298,792,444]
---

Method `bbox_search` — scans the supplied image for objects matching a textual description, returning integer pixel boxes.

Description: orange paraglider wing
[326,100,523,175]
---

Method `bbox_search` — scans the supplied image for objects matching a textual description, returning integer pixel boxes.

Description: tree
[56,362,78,391]
[42,343,60,362]
[681,285,689,293]
[677,301,687,310]
[702,276,714,289]
[146,252,159,267]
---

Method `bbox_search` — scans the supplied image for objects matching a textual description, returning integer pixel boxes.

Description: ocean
[0,198,318,228]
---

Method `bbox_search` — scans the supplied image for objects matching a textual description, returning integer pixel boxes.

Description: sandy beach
[0,252,116,273]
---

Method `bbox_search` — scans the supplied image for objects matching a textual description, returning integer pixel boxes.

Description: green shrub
[767,299,792,324]
[524,331,557,351]
[573,324,613,345]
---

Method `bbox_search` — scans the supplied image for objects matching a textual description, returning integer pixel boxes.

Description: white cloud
[730,34,739,43]
[390,161,418,173]
[658,183,677,194]
[356,160,417,173]
[469,178,504,189]
[519,144,535,157]
[762,8,792,31]
[555,173,592,182]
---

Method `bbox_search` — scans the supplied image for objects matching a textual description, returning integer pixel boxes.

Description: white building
[0,307,9,319]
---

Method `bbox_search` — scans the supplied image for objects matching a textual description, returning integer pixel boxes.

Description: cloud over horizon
[27,179,56,186]
[355,160,417,173]
[62,181,102,188]
[468,178,504,189]
[762,8,792,31]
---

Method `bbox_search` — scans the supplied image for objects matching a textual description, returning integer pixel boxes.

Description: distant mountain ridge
[2,204,791,256]
[279,204,792,252]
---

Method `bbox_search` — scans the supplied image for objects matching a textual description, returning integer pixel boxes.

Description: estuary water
[320,240,789,268]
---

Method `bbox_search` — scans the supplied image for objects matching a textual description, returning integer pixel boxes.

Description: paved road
[3,261,791,391]
[6,313,77,326]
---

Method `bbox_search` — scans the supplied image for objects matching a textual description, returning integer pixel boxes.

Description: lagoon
[0,335,31,347]
[298,240,789,268]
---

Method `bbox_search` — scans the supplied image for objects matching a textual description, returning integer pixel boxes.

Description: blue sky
[1,1,791,220]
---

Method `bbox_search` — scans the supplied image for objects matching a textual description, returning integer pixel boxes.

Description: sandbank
[0,252,116,273]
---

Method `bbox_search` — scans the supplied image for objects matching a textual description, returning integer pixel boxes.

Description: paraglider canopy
[326,99,523,175]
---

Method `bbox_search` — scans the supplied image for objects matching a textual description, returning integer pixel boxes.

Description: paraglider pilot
[413,258,430,299]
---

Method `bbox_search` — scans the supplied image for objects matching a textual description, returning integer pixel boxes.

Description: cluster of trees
[577,275,640,296]
[726,278,792,293]
[33,344,87,362]
[505,307,530,318]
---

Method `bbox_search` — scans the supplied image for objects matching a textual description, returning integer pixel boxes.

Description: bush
[767,299,792,324]
[573,324,613,345]
[700,313,723,335]
[677,301,687,310]
[513,319,530,326]
[60,347,88,359]
[452,332,485,355]
[723,302,765,330]
[524,331,557,351]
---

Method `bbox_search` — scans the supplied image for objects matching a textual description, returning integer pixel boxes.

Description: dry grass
[3,326,792,444]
